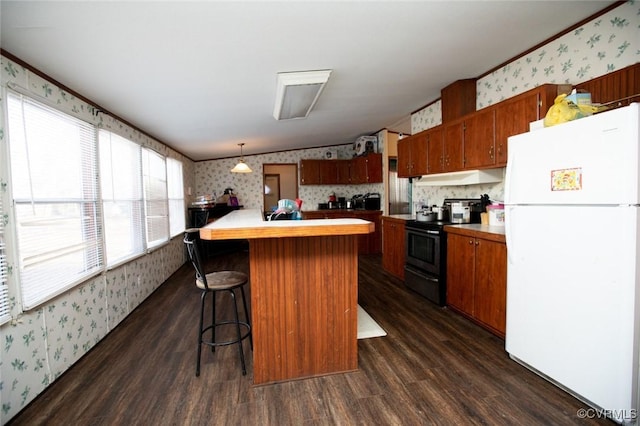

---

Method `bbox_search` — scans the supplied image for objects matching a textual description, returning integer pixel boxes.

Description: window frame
[5,91,187,312]
[6,91,104,310]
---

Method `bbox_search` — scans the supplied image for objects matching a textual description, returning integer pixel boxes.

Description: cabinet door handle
[475,240,480,246]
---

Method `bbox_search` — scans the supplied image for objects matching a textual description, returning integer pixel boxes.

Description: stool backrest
[192,210,209,228]
[184,230,208,289]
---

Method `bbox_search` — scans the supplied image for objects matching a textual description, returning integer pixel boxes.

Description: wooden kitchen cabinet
[463,108,496,169]
[426,126,444,174]
[494,84,558,166]
[397,135,412,178]
[441,79,477,122]
[336,159,351,183]
[397,132,428,178]
[300,159,322,185]
[351,153,382,184]
[300,155,381,185]
[381,216,406,279]
[446,228,506,337]
[442,120,464,172]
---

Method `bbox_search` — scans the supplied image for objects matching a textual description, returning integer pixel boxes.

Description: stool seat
[196,271,248,291]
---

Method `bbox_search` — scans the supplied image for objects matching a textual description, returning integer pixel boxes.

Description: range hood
[414,168,504,187]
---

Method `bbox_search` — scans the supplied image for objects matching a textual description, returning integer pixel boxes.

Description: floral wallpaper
[412,1,639,208]
[0,56,190,423]
[0,1,638,423]
[195,144,384,213]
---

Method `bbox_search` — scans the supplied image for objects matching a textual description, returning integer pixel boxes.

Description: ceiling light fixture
[273,69,332,120]
[230,143,252,173]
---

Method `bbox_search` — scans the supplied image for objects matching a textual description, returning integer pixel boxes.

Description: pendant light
[230,143,252,173]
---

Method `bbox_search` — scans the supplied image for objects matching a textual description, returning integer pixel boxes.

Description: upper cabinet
[399,64,640,177]
[441,79,477,123]
[351,153,383,184]
[300,159,323,185]
[426,126,444,174]
[494,84,558,166]
[442,121,464,172]
[463,108,496,169]
[397,133,427,178]
[300,153,382,185]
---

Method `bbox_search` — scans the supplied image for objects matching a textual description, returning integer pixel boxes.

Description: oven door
[405,227,441,275]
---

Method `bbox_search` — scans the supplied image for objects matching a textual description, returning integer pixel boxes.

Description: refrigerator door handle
[505,205,515,266]
[504,144,515,204]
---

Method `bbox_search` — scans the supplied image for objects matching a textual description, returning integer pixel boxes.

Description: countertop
[382,214,414,221]
[304,209,382,214]
[444,224,506,243]
[381,214,505,240]
[199,208,374,240]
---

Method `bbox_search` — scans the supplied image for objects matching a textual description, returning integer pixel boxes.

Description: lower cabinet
[304,210,381,254]
[381,217,406,279]
[446,229,507,337]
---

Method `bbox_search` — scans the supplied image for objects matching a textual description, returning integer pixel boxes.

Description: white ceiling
[1,1,613,161]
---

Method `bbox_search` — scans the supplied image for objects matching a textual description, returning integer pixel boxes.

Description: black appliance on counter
[351,193,381,210]
[404,197,486,306]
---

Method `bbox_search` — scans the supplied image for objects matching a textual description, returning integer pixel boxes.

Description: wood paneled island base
[250,235,358,384]
[199,209,373,385]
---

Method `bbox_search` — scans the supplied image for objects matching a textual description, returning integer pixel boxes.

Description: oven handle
[406,228,441,235]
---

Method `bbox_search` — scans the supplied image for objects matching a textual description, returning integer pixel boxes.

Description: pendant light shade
[231,143,252,173]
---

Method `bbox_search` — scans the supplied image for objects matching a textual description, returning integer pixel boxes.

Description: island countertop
[200,208,374,240]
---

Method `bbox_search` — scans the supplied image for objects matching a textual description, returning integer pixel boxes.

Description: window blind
[166,158,185,237]
[0,198,10,325]
[142,148,168,249]
[99,130,145,266]
[7,92,103,309]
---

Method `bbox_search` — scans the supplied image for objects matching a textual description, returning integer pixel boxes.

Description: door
[505,204,638,418]
[506,104,639,206]
[473,238,506,334]
[446,233,474,313]
[463,108,495,169]
[427,126,444,174]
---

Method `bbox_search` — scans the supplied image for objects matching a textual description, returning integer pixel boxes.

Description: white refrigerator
[504,103,640,424]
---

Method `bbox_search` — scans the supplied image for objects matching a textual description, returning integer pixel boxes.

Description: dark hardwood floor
[8,249,610,425]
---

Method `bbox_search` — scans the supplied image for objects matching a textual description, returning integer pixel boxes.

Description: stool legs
[230,290,247,375]
[196,291,207,377]
[196,288,251,377]
[240,286,253,350]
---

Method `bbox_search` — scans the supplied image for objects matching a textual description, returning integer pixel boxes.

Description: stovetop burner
[405,219,452,230]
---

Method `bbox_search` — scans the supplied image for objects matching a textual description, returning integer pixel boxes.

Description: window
[99,130,144,266]
[7,92,103,309]
[166,158,185,237]
[142,147,168,249]
[0,198,10,325]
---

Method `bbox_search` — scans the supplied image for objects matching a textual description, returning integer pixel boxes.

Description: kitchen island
[199,209,374,385]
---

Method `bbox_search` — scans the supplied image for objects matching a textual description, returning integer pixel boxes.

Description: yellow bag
[544,94,585,127]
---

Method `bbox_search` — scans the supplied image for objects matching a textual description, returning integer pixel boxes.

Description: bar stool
[183,229,252,376]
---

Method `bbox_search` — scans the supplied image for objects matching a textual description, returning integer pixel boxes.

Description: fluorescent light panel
[273,70,332,120]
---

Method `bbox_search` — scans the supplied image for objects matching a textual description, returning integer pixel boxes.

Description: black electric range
[403,197,487,306]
